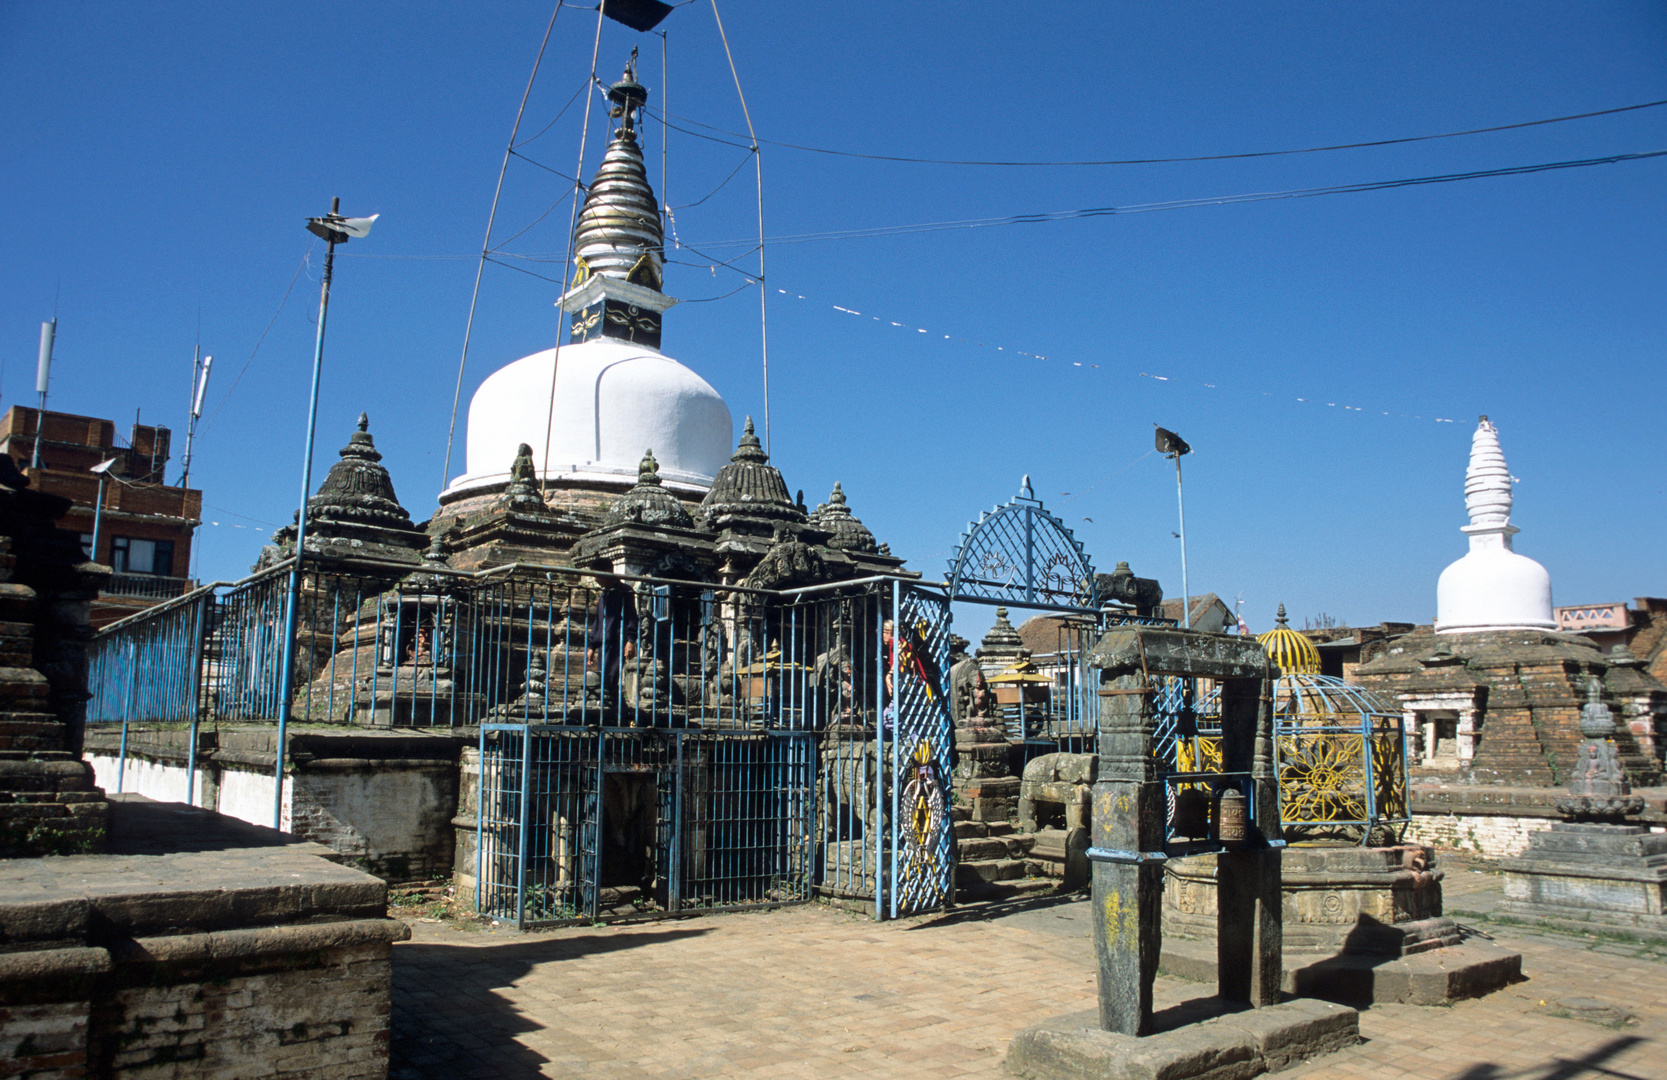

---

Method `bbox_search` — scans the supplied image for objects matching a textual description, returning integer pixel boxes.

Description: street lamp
[1154,425,1192,629]
[88,457,117,566]
[272,197,377,829]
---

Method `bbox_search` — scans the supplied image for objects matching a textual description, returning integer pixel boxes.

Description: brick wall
[94,933,395,1077]
[0,834,407,1080]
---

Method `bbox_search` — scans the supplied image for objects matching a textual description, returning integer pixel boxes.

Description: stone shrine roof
[699,417,805,535]
[810,482,878,554]
[602,450,696,530]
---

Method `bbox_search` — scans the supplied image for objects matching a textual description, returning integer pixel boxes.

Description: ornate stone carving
[1555,678,1645,820]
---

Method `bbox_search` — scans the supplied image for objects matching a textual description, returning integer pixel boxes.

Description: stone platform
[1500,821,1667,940]
[0,795,408,1078]
[1159,935,1523,1006]
[1004,998,1359,1080]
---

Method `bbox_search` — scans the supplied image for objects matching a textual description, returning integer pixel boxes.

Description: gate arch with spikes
[946,476,1098,611]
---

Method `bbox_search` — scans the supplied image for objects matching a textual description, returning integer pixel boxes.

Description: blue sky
[2,1,1663,632]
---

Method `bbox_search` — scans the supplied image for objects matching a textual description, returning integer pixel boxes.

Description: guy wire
[708,0,769,456]
[442,0,567,491]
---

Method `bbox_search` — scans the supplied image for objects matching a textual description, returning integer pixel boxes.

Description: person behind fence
[881,619,943,725]
[585,583,638,704]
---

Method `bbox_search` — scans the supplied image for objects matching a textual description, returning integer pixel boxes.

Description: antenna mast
[179,348,212,487]
[30,319,55,469]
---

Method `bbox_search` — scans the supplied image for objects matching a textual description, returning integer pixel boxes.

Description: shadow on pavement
[1442,1034,1644,1080]
[391,926,712,1079]
[902,890,1087,932]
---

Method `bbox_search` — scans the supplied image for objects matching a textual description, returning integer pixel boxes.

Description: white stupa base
[440,465,710,503]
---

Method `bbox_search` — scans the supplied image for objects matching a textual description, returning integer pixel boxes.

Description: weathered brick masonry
[0,811,408,1080]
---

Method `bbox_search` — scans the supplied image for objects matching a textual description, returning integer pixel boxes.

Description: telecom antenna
[30,319,56,469]
[178,348,213,487]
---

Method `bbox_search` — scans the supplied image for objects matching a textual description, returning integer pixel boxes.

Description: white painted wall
[87,753,206,807]
[219,766,293,831]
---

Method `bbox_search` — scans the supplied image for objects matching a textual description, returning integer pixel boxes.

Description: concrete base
[1005,998,1358,1080]
[1159,936,1522,1006]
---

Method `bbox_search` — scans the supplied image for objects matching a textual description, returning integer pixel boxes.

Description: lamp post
[1154,425,1192,629]
[271,198,377,829]
[88,457,116,565]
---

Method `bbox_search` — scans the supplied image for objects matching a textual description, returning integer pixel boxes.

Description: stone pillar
[1088,658,1164,1036]
[1458,708,1479,768]
[1215,675,1282,1007]
[1406,710,1427,764]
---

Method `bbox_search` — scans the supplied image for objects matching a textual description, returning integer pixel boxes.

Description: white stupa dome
[442,337,732,498]
[1435,417,1554,633]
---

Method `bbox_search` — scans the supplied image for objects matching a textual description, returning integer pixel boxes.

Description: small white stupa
[1435,416,1554,634]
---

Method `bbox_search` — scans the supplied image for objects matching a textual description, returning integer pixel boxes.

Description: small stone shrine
[1356,417,1666,785]
[1501,678,1667,938]
[1007,625,1364,1080]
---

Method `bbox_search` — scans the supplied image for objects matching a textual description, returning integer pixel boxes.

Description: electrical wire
[686,148,1667,249]
[646,97,1667,168]
[199,244,313,437]
[669,147,756,209]
[510,76,593,151]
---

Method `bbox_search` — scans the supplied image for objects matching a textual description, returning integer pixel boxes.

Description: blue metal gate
[885,582,956,917]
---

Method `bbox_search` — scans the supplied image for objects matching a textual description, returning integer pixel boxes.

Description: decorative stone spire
[698,417,805,535]
[810,481,878,554]
[602,449,695,529]
[495,443,547,514]
[300,414,418,534]
[560,52,672,350]
[975,607,1027,673]
[1463,416,1515,534]
[1436,416,1554,633]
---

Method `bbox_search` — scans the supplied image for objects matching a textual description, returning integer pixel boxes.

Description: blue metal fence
[88,558,959,923]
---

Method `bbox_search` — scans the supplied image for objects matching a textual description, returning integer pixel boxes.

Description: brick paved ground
[391,868,1667,1080]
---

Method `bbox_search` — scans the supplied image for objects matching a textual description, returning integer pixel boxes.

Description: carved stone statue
[1554,677,1644,820]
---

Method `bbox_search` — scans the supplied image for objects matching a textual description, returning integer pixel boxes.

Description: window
[80,533,93,559]
[110,536,174,577]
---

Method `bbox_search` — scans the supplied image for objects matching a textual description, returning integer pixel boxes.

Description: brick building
[1,406,202,627]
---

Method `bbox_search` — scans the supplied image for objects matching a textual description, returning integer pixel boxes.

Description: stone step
[956,836,1015,861]
[953,820,989,840]
[0,720,69,752]
[955,858,1027,884]
[956,875,1061,903]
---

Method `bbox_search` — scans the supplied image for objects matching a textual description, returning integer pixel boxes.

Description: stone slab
[0,797,384,944]
[1495,899,1667,942]
[1004,998,1358,1080]
[1159,936,1522,1006]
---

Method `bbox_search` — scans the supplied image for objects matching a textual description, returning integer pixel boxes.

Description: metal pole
[90,474,107,565]
[185,595,207,807]
[1175,454,1190,630]
[118,641,135,793]
[273,198,341,829]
